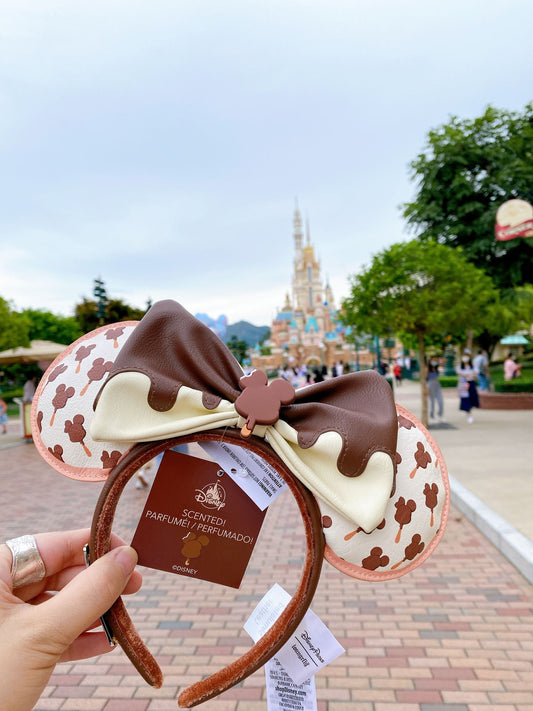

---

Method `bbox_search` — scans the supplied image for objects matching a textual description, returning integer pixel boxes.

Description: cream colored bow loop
[90,300,398,532]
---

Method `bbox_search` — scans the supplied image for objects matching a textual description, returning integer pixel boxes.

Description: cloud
[1,0,533,324]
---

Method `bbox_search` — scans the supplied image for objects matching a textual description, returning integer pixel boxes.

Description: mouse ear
[31,321,139,482]
[319,404,449,581]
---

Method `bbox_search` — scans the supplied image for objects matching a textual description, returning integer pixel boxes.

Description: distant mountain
[226,321,270,347]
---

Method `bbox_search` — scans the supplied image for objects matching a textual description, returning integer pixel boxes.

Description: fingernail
[113,546,138,576]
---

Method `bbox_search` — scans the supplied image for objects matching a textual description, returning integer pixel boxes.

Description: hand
[0,529,142,711]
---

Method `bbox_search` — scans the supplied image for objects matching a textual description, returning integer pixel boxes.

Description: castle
[250,206,356,373]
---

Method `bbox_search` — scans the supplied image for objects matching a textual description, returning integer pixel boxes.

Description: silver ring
[5,535,46,589]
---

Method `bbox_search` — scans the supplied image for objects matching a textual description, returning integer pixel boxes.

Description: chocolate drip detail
[282,371,398,478]
[95,300,242,412]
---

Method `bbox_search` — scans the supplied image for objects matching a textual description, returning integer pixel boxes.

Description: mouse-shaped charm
[234,370,295,438]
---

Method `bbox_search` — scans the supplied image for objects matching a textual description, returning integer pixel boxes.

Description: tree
[342,240,496,425]
[227,335,248,365]
[477,285,533,358]
[21,309,83,345]
[74,298,147,333]
[403,103,533,289]
[0,297,29,351]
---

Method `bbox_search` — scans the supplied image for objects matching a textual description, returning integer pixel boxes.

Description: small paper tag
[244,583,291,640]
[274,608,345,685]
[199,441,287,510]
[131,450,266,588]
[244,584,345,685]
[265,658,317,711]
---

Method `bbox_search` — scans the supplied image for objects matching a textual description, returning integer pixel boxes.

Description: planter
[479,391,533,410]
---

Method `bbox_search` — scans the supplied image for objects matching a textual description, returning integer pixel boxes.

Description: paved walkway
[1,383,533,710]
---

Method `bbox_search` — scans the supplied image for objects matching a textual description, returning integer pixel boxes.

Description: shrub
[494,380,533,393]
[438,376,458,388]
[0,386,23,403]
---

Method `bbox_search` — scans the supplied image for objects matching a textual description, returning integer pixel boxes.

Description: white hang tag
[265,657,317,711]
[199,441,287,510]
[244,582,291,640]
[244,583,345,685]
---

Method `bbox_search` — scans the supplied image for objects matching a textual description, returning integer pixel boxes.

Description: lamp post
[374,335,382,374]
[444,344,456,376]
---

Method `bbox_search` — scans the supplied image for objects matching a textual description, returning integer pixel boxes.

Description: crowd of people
[276,360,352,386]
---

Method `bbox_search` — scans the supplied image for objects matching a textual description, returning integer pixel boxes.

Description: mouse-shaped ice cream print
[398,414,416,430]
[424,482,439,526]
[101,450,123,469]
[64,414,92,457]
[409,441,432,479]
[47,444,64,462]
[181,532,209,566]
[74,343,96,374]
[394,496,416,543]
[80,357,113,396]
[50,383,75,426]
[105,326,125,349]
[41,363,68,393]
[362,546,390,571]
[234,370,295,438]
[344,518,386,542]
[391,533,425,570]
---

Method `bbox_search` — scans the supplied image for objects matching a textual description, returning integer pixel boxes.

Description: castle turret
[293,201,303,253]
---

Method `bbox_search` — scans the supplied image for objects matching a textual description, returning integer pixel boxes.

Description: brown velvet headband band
[88,430,325,707]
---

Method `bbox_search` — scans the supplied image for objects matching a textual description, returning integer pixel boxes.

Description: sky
[1,0,532,327]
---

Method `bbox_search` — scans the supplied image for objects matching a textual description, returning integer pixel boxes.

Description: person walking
[473,349,490,391]
[0,397,8,434]
[456,350,480,424]
[393,362,402,386]
[427,361,444,423]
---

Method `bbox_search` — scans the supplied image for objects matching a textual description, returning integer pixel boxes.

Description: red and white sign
[495,199,533,241]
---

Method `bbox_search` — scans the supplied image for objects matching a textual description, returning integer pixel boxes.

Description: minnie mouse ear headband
[32,299,449,706]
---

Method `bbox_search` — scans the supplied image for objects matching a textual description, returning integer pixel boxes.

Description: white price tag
[199,441,287,510]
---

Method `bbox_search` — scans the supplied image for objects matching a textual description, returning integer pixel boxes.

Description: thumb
[42,546,138,649]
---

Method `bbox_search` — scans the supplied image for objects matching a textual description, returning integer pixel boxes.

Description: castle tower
[293,216,324,315]
[293,202,303,253]
[251,206,356,373]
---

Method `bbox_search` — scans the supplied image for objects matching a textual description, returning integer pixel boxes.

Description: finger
[16,563,142,602]
[2,529,138,599]
[28,592,106,632]
[58,630,119,663]
[30,529,133,578]
[39,546,138,650]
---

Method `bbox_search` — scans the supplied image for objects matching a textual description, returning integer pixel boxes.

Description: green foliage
[489,358,533,393]
[403,103,533,289]
[494,380,533,393]
[0,385,23,404]
[438,376,459,388]
[0,297,29,351]
[74,298,147,333]
[343,240,496,425]
[226,335,248,364]
[477,285,533,356]
[343,240,496,340]
[21,308,83,344]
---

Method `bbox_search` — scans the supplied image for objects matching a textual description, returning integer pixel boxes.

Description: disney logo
[300,631,325,663]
